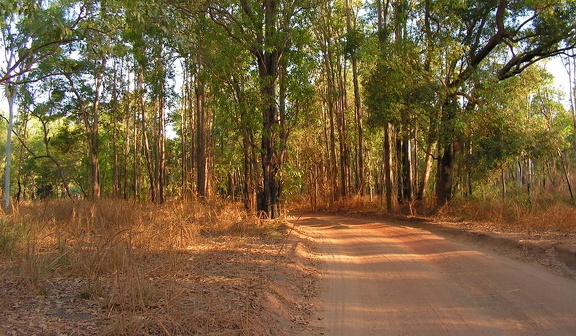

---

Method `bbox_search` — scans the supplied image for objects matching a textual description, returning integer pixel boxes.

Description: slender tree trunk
[376,0,396,211]
[158,92,166,204]
[383,124,397,211]
[112,113,120,198]
[138,69,157,202]
[181,68,189,199]
[131,102,138,199]
[111,67,120,198]
[187,65,196,199]
[337,62,350,198]
[345,1,364,196]
[3,86,15,210]
[563,56,576,153]
[242,129,256,212]
[351,56,364,195]
[195,66,207,197]
[66,60,103,199]
[329,100,338,202]
[15,113,29,201]
[559,149,574,201]
[399,135,412,201]
[90,60,104,199]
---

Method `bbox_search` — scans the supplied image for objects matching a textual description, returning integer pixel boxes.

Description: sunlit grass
[0,198,288,335]
[438,197,576,234]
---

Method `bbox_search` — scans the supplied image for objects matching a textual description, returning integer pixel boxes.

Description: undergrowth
[291,193,576,235]
[438,198,576,234]
[0,199,285,335]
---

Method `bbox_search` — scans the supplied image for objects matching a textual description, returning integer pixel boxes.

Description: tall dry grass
[0,198,280,335]
[439,198,576,234]
[290,191,576,235]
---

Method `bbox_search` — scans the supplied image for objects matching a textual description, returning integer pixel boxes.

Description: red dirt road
[295,215,576,336]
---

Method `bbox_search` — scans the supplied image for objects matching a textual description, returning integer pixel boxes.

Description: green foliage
[462,65,571,183]
[2,0,576,208]
[364,40,437,128]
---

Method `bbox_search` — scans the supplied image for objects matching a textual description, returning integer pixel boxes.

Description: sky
[545,56,572,109]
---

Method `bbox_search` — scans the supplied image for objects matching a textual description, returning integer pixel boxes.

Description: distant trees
[364,0,576,207]
[2,0,576,214]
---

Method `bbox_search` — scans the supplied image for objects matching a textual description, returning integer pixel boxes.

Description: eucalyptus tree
[365,0,433,208]
[196,23,262,209]
[561,53,576,146]
[195,0,313,218]
[48,1,130,199]
[525,77,574,201]
[12,78,82,199]
[344,0,365,195]
[120,0,180,203]
[312,0,348,202]
[0,0,87,86]
[429,0,576,205]
[1,0,89,209]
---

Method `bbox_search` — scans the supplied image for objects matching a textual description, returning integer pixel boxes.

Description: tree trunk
[138,69,157,202]
[158,92,166,204]
[89,60,104,199]
[3,85,15,210]
[242,129,257,212]
[558,149,574,201]
[436,140,456,206]
[195,67,208,198]
[351,54,364,196]
[337,63,350,198]
[181,68,189,199]
[258,61,280,218]
[254,0,283,219]
[398,136,412,201]
[417,135,434,200]
[345,0,363,196]
[383,124,397,211]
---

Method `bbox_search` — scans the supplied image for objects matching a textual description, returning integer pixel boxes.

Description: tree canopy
[2,0,576,215]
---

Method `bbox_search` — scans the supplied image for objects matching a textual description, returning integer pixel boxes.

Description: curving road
[296,215,576,336]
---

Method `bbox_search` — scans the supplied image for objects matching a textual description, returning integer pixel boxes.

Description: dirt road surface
[295,215,576,336]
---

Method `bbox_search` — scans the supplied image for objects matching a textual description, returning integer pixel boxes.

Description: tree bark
[383,124,397,211]
[436,142,455,206]
[195,68,208,198]
[255,0,283,219]
[138,68,157,203]
[158,90,166,204]
[345,0,363,196]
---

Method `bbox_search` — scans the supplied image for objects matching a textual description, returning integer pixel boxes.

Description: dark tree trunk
[399,136,412,201]
[258,68,280,218]
[436,142,455,206]
[255,0,282,219]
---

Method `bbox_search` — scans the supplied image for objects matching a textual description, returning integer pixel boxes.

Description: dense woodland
[1,0,576,218]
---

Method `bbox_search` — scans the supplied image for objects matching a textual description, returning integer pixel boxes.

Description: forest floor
[1,202,576,335]
[0,226,319,335]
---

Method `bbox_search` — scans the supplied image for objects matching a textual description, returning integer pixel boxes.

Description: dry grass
[291,192,576,238]
[438,198,576,235]
[0,199,311,336]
